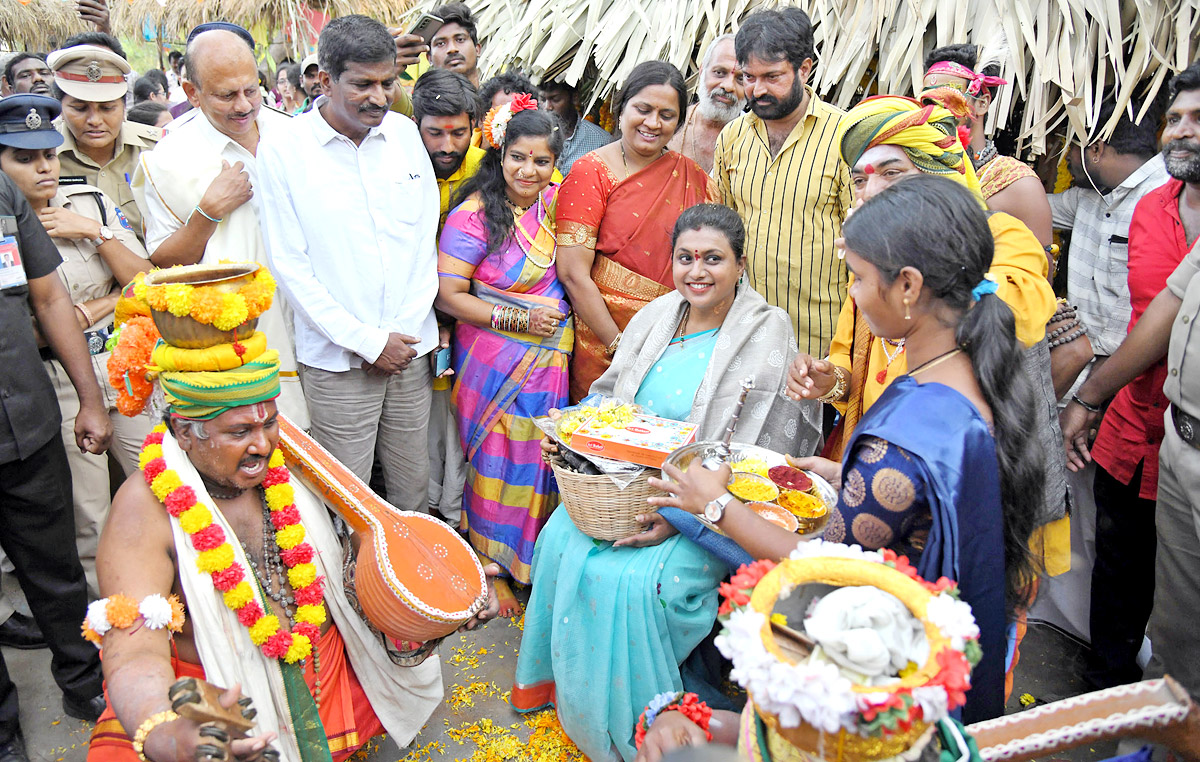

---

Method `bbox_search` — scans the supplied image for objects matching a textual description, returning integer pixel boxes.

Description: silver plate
[661,442,838,535]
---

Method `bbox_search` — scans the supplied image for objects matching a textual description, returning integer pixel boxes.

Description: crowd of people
[0,2,1199,761]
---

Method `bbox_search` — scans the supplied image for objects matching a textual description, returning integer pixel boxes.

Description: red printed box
[569,413,698,468]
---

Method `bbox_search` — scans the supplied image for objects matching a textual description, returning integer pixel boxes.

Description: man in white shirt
[259,15,440,511]
[131,22,309,427]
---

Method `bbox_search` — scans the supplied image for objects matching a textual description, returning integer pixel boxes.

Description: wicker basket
[549,455,661,540]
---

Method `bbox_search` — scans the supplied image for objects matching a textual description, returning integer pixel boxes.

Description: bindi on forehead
[863,164,875,175]
[252,402,268,422]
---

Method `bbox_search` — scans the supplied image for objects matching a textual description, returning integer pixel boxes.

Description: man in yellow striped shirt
[714,8,852,358]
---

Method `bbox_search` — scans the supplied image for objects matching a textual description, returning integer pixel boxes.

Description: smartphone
[406,13,444,46]
[435,345,452,377]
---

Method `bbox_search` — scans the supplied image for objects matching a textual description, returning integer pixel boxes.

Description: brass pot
[145,263,260,349]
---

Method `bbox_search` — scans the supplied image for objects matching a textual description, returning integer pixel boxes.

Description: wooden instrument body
[276,416,487,643]
[966,676,1193,761]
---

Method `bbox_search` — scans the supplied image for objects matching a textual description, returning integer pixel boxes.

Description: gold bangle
[604,331,622,357]
[816,365,849,403]
[132,709,179,761]
[75,302,94,328]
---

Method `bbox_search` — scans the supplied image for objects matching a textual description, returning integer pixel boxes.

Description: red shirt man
[1090,177,1192,497]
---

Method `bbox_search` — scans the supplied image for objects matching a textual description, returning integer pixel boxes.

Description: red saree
[557,150,718,402]
[87,625,384,762]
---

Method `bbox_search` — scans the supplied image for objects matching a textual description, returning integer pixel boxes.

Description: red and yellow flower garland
[139,425,326,663]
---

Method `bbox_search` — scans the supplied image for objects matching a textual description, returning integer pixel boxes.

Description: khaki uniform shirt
[55,119,161,243]
[48,185,148,403]
[1164,240,1200,417]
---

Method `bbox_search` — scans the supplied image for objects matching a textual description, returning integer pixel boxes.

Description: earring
[903,297,911,321]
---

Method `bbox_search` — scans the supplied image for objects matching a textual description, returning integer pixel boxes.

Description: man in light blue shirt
[259,14,440,511]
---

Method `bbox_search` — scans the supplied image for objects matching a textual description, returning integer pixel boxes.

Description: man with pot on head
[667,34,745,174]
[131,21,310,428]
[49,44,161,244]
[86,266,500,761]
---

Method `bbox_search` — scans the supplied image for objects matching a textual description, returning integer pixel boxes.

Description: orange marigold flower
[106,594,140,628]
[168,595,186,631]
[190,287,225,325]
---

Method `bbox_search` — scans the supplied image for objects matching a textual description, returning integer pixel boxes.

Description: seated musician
[87,272,499,762]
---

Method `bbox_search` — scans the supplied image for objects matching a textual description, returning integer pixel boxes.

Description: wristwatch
[704,492,736,523]
[90,225,114,248]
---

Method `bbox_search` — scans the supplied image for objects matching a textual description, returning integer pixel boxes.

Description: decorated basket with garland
[714,540,982,762]
[136,262,274,348]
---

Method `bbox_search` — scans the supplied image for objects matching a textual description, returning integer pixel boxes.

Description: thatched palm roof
[446,0,1200,155]
[1,0,89,52]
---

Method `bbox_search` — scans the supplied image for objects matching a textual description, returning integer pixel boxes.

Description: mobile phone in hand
[406,13,444,47]
[435,345,452,378]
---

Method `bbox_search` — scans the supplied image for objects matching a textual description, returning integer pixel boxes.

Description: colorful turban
[159,345,281,421]
[837,94,983,203]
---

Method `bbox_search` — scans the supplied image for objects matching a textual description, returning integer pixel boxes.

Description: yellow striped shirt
[714,88,852,357]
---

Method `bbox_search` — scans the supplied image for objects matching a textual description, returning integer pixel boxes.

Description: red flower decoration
[280,543,314,566]
[509,92,538,114]
[232,342,246,358]
[262,467,289,488]
[191,524,226,551]
[294,622,320,642]
[859,692,904,722]
[270,506,301,530]
[930,649,972,709]
[143,458,166,483]
[957,125,972,152]
[294,577,325,606]
[717,582,751,615]
[262,631,293,659]
[236,600,264,626]
[165,486,197,516]
[729,559,777,590]
[145,432,164,446]
[211,565,245,592]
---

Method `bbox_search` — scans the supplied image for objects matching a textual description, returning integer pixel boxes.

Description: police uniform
[42,182,152,595]
[1143,239,1200,700]
[0,94,105,747]
[47,45,160,243]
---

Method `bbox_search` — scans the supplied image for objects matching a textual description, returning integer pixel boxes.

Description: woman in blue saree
[512,205,821,761]
[655,175,1045,724]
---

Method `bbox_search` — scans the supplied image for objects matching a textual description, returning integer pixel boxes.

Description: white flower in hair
[139,594,174,630]
[483,92,540,150]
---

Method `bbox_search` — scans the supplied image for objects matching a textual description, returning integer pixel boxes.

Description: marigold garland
[137,265,275,332]
[81,593,186,646]
[107,316,162,416]
[138,426,325,664]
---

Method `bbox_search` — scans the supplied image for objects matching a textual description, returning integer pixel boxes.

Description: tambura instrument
[277,416,487,643]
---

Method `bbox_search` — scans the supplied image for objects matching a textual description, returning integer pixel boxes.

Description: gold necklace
[512,191,556,270]
[620,140,667,179]
[908,347,963,378]
[673,304,692,343]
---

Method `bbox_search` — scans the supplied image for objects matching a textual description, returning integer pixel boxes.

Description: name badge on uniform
[0,235,27,290]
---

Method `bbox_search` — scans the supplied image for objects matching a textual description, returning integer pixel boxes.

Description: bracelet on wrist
[815,364,849,403]
[1071,393,1103,414]
[132,709,179,761]
[634,691,712,749]
[604,331,622,357]
[75,302,94,328]
[192,204,223,224]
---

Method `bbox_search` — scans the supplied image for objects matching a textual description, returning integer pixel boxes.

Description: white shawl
[591,285,821,455]
[162,434,442,760]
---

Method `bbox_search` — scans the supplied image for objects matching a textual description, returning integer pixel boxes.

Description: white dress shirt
[1049,154,1169,356]
[258,101,440,372]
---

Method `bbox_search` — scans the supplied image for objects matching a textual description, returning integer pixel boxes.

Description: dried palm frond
[0,0,88,51]
[426,0,1200,156]
[107,0,419,57]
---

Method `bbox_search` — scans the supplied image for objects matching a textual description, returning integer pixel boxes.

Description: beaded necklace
[511,191,557,270]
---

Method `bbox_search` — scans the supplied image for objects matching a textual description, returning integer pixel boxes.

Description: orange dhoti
[87,625,384,762]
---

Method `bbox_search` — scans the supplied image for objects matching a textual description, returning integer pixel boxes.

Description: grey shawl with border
[590,285,820,456]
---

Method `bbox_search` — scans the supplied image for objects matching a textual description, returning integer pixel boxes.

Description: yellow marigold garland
[137,425,326,663]
[141,265,275,331]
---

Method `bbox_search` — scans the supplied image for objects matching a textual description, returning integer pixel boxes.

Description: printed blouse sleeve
[555,153,609,248]
[822,436,931,557]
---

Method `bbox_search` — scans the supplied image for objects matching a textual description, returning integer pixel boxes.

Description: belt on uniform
[1172,405,1200,450]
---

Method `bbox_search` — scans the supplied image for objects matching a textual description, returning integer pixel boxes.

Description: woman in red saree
[556,61,719,402]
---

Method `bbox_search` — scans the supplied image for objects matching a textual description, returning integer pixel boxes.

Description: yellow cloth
[152,331,269,373]
[836,94,983,205]
[714,88,853,357]
[828,212,1054,413]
